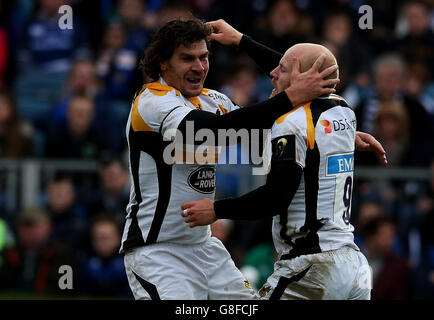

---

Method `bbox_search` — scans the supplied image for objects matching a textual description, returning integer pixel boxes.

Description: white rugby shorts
[124,236,256,300]
[258,246,372,300]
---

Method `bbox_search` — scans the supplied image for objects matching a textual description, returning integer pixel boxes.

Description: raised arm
[208,19,283,76]
[177,54,339,138]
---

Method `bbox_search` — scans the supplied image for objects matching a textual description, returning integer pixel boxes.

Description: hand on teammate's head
[206,19,243,46]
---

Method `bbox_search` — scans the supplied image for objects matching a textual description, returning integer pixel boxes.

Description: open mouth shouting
[186,75,203,87]
[186,77,202,84]
[184,74,205,95]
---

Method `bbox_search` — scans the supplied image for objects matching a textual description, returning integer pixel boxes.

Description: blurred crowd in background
[0,0,433,299]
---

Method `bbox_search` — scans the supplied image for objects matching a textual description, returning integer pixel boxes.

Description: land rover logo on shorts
[188,166,216,194]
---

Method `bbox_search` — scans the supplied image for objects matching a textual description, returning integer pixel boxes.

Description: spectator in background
[411,160,434,298]
[69,0,105,56]
[0,89,33,158]
[219,61,259,106]
[364,0,400,56]
[404,62,434,117]
[17,0,90,74]
[416,160,434,251]
[0,207,75,296]
[352,54,433,166]
[117,0,151,53]
[356,102,420,248]
[361,216,410,300]
[45,94,107,159]
[353,200,387,248]
[154,0,193,28]
[51,60,125,153]
[77,213,131,298]
[13,0,90,127]
[44,174,88,252]
[96,20,141,116]
[321,10,372,93]
[86,155,130,224]
[373,101,411,167]
[52,60,103,128]
[396,1,434,78]
[254,0,315,54]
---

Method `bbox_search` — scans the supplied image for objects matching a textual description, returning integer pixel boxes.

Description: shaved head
[269,42,339,99]
[285,43,338,85]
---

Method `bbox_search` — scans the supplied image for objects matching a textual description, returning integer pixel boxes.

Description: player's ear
[160,61,168,72]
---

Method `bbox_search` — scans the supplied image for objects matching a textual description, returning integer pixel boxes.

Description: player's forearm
[214,161,302,220]
[214,185,280,220]
[239,35,283,76]
[177,91,292,140]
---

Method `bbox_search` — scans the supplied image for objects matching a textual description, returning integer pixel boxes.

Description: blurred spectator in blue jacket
[0,89,34,158]
[45,94,108,159]
[17,0,90,74]
[50,60,126,153]
[13,0,91,127]
[85,154,130,224]
[77,213,131,298]
[96,21,140,105]
[43,173,88,252]
[52,60,103,128]
[117,0,151,52]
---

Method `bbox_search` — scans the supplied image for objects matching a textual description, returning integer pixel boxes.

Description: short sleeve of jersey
[270,108,308,168]
[137,89,192,137]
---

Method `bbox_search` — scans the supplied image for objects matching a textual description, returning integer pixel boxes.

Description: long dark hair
[140,16,212,81]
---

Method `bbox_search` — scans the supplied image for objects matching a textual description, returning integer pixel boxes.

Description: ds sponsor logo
[320,120,332,134]
[332,118,357,132]
[188,166,216,194]
[320,118,356,134]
